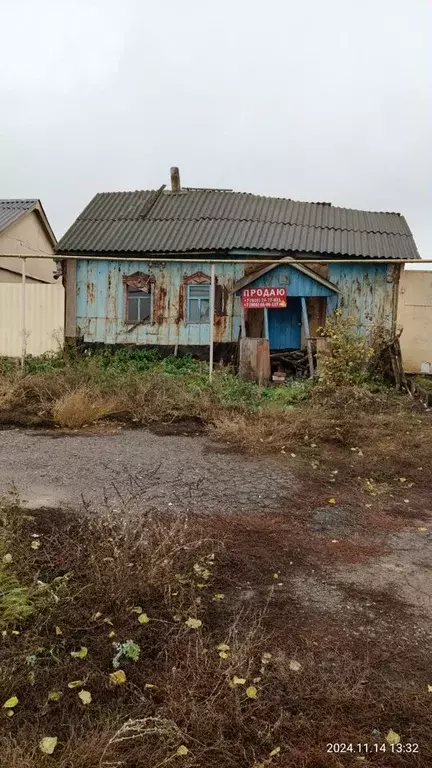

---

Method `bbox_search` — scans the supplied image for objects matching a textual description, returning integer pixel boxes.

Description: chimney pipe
[170,166,181,193]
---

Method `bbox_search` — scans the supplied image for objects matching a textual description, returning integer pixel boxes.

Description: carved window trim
[122,272,155,325]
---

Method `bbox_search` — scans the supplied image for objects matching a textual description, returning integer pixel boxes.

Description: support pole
[301,297,314,378]
[264,308,269,341]
[209,263,215,381]
[240,305,246,338]
[21,258,27,373]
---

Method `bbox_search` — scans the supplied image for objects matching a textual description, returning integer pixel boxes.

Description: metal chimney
[170,167,181,193]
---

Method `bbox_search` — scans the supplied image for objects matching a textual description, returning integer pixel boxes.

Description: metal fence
[0,283,64,358]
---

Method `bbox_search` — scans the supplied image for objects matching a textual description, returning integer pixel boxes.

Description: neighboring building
[57,169,420,357]
[0,199,57,283]
[0,199,64,357]
[398,269,432,374]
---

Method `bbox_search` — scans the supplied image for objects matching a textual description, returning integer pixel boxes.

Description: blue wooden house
[57,168,419,359]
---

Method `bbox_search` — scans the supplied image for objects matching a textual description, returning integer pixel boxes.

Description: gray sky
[1,0,431,261]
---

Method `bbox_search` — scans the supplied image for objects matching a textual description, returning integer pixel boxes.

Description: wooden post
[240,304,246,338]
[301,297,314,378]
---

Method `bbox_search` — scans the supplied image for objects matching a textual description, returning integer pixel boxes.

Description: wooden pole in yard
[301,297,314,378]
[264,308,269,340]
[209,263,215,381]
[21,258,27,373]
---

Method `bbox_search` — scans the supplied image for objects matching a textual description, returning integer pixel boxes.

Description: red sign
[241,286,287,309]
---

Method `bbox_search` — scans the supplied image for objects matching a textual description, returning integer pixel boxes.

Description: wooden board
[239,338,270,384]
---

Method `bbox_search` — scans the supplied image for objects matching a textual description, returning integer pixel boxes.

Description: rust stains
[155,284,167,324]
[87,282,95,304]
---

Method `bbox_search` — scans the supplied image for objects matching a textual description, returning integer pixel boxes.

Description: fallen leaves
[176,745,189,756]
[78,689,92,705]
[39,736,58,755]
[67,680,84,689]
[231,676,246,686]
[246,686,258,699]
[3,696,18,709]
[70,646,88,659]
[109,670,126,686]
[185,617,202,629]
[385,729,400,746]
[288,659,302,672]
[328,497,336,505]
[47,690,62,702]
[31,540,41,550]
[137,612,151,625]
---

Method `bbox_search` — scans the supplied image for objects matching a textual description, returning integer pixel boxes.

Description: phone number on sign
[327,743,419,754]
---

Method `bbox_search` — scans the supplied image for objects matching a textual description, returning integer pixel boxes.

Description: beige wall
[398,269,432,374]
[0,210,56,283]
[0,268,41,284]
[0,283,64,357]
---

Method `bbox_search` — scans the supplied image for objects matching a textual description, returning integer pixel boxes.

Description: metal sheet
[328,262,397,332]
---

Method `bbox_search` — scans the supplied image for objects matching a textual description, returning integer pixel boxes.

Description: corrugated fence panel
[76,259,244,346]
[0,284,64,356]
[398,270,432,373]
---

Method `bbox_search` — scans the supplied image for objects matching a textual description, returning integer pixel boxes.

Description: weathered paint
[267,299,303,349]
[76,259,244,346]
[328,262,399,332]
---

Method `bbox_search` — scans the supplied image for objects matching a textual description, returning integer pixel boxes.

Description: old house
[57,169,420,361]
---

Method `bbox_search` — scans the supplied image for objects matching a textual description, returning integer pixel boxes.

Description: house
[0,199,64,357]
[0,199,57,283]
[57,169,420,360]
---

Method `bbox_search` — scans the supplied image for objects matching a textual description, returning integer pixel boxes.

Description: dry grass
[0,487,431,767]
[51,386,120,428]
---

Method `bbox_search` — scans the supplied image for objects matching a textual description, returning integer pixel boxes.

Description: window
[188,283,210,323]
[126,285,152,324]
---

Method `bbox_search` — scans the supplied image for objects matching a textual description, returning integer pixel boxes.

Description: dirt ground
[1,424,431,763]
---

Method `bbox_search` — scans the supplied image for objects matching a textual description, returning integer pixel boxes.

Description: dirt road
[0,427,295,514]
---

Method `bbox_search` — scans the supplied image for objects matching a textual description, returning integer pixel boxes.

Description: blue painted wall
[76,259,244,346]
[239,263,336,298]
[328,262,398,332]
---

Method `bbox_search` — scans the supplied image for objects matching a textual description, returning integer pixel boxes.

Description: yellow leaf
[78,689,92,705]
[289,659,302,672]
[185,617,202,629]
[108,631,116,638]
[385,729,400,746]
[6,709,14,717]
[131,606,143,614]
[219,651,229,659]
[428,684,432,693]
[417,527,428,532]
[39,736,58,755]
[246,686,258,698]
[176,745,189,756]
[273,572,279,579]
[91,611,102,620]
[145,683,157,689]
[3,553,12,564]
[231,675,246,686]
[328,497,336,505]
[48,690,62,701]
[31,540,41,550]
[55,626,62,636]
[71,646,88,659]
[269,746,281,756]
[217,642,230,651]
[3,696,18,709]
[262,652,272,661]
[196,582,208,589]
[213,593,225,600]
[67,680,84,689]
[138,612,150,624]
[103,617,113,625]
[109,670,126,686]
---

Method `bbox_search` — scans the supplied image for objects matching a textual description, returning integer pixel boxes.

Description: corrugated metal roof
[0,199,38,233]
[58,189,420,259]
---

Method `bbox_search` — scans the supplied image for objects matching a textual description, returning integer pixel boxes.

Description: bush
[317,312,374,388]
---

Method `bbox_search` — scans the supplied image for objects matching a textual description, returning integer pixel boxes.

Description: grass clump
[52,386,120,429]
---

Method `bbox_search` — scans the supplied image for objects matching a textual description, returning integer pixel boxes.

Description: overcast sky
[1,0,430,263]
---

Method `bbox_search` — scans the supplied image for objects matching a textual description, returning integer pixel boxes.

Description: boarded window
[126,285,152,324]
[188,284,210,323]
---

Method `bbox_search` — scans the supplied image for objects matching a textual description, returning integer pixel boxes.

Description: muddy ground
[1,425,431,764]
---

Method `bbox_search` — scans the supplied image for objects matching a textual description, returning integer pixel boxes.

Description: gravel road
[0,428,294,514]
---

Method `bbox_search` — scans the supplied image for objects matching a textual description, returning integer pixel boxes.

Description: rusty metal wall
[76,260,244,345]
[328,262,399,332]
